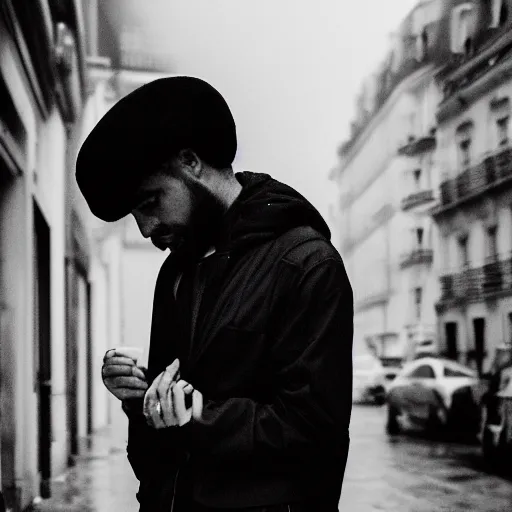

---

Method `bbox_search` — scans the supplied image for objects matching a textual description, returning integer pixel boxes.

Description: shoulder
[276,226,344,271]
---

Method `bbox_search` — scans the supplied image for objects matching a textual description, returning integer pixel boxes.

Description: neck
[215,172,242,210]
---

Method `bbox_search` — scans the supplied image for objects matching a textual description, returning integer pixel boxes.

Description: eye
[138,194,159,212]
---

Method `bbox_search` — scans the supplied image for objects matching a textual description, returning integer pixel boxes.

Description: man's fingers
[131,366,147,380]
[162,381,178,426]
[106,376,148,390]
[165,359,180,381]
[172,380,191,426]
[103,349,116,362]
[191,390,203,421]
[157,367,175,402]
[143,372,168,428]
[102,364,136,378]
[103,356,136,367]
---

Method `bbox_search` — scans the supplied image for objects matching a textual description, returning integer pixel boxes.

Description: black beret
[76,76,237,222]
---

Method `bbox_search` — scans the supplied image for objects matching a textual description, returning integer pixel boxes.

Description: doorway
[65,243,92,462]
[445,322,458,361]
[473,317,486,377]
[33,202,52,498]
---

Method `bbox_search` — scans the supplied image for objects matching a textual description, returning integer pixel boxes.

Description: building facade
[0,1,176,509]
[433,0,512,377]
[0,1,95,509]
[330,0,452,362]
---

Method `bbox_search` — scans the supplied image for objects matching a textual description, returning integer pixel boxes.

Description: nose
[132,211,159,239]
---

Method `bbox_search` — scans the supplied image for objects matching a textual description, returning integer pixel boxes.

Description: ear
[177,149,202,179]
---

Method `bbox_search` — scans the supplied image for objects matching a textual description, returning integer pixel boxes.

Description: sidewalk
[32,427,139,512]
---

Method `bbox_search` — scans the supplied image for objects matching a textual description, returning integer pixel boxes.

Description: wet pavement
[35,405,512,511]
[340,405,512,511]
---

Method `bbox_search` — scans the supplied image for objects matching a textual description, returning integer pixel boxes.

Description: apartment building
[330,0,452,362]
[432,0,512,376]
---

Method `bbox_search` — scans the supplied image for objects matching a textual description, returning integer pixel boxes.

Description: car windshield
[443,363,475,378]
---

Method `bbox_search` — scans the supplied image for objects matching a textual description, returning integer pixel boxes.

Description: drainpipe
[69,0,88,100]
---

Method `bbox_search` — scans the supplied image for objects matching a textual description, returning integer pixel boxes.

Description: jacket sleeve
[124,255,185,485]
[187,256,353,462]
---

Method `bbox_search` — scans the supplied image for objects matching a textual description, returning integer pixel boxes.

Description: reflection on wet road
[341,405,512,511]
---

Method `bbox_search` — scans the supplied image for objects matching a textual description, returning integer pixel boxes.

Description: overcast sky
[138,0,419,219]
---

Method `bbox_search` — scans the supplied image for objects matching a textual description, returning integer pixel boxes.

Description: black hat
[76,76,237,222]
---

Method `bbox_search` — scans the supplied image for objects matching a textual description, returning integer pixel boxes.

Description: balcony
[434,146,512,216]
[401,189,435,211]
[437,255,512,311]
[398,134,436,157]
[400,248,433,269]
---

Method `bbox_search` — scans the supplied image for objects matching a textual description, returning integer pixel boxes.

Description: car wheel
[449,388,481,440]
[481,403,503,468]
[426,405,445,438]
[386,405,401,435]
[482,425,498,464]
[375,394,386,406]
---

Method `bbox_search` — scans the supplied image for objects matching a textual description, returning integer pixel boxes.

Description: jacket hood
[215,171,331,253]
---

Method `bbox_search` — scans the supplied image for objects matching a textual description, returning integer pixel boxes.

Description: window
[444,366,474,378]
[458,235,469,267]
[458,138,472,168]
[416,227,424,248]
[497,116,509,146]
[410,364,436,379]
[445,322,458,360]
[414,287,422,320]
[413,169,422,190]
[491,0,509,27]
[416,27,428,61]
[451,4,477,54]
[487,225,498,260]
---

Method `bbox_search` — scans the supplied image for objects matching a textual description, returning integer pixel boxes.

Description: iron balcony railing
[401,189,435,211]
[438,255,512,305]
[400,248,434,269]
[437,146,512,213]
[398,134,436,157]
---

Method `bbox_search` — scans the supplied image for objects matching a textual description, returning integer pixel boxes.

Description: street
[36,404,512,512]
[340,405,512,512]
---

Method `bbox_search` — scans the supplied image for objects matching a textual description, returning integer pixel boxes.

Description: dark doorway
[445,322,458,361]
[33,202,52,498]
[65,242,92,463]
[65,258,78,462]
[473,317,486,377]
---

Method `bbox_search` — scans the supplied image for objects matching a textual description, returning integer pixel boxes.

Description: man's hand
[143,358,203,429]
[102,348,148,401]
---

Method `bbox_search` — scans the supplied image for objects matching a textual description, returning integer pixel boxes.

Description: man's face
[131,167,226,258]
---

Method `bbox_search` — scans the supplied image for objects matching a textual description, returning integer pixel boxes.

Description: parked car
[386,357,481,437]
[353,354,386,405]
[480,346,512,469]
[381,358,402,393]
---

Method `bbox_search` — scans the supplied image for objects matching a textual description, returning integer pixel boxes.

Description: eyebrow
[133,189,159,208]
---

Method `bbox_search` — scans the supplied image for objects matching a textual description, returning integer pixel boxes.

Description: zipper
[169,466,181,512]
[169,452,190,512]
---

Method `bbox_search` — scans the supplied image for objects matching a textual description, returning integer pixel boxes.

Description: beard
[152,175,229,261]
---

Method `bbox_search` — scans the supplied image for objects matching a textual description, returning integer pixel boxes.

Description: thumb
[191,390,203,421]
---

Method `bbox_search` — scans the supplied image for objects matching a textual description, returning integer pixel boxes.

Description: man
[76,76,353,512]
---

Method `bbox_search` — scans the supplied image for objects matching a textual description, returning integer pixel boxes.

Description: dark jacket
[125,172,353,511]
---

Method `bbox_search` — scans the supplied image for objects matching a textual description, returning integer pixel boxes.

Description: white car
[353,354,386,405]
[386,357,481,437]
